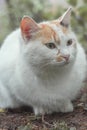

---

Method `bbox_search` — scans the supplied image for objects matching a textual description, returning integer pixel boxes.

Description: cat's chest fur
[17,62,77,100]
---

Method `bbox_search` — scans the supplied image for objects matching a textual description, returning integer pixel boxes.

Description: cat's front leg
[0,81,11,108]
[59,100,74,113]
[33,106,52,115]
[0,81,20,108]
[33,106,44,115]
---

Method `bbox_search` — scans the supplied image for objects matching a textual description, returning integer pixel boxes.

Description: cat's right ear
[20,16,40,41]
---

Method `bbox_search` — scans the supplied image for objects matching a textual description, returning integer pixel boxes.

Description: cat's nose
[62,54,70,62]
[56,54,70,62]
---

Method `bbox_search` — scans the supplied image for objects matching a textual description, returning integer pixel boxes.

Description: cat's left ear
[20,16,40,41]
[59,7,72,27]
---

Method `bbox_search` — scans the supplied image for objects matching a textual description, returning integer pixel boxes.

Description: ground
[0,83,87,130]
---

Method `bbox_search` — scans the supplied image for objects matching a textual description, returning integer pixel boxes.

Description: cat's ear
[59,7,72,27]
[20,16,40,41]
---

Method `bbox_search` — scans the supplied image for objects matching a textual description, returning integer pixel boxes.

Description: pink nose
[62,54,70,61]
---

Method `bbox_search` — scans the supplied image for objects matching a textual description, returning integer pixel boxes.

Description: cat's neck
[31,62,75,79]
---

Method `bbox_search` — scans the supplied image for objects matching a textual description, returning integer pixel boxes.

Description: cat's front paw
[33,107,45,115]
[33,107,52,115]
[60,101,74,113]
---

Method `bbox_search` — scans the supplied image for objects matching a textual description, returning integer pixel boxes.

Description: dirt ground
[0,83,87,130]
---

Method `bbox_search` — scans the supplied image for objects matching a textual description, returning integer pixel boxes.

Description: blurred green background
[0,0,87,50]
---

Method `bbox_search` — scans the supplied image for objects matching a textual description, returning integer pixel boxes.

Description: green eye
[45,43,56,49]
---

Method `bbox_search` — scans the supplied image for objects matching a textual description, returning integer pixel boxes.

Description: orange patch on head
[51,20,69,34]
[51,20,60,26]
[61,26,69,34]
[34,23,60,44]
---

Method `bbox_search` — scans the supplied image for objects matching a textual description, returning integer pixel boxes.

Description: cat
[0,7,86,115]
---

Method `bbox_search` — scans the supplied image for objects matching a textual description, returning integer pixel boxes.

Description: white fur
[0,23,86,115]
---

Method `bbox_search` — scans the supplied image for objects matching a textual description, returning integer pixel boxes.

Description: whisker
[39,62,50,69]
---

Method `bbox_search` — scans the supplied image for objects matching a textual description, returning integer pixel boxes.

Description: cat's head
[20,7,77,69]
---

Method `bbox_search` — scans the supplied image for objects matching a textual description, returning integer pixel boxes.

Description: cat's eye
[67,39,73,46]
[45,43,56,49]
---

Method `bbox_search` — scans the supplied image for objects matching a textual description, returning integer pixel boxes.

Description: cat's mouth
[51,59,70,67]
[57,60,70,66]
[56,54,70,65]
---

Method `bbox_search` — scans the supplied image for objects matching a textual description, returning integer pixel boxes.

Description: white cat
[0,8,86,115]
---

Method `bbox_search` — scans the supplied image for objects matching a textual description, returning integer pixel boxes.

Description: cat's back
[0,29,20,66]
